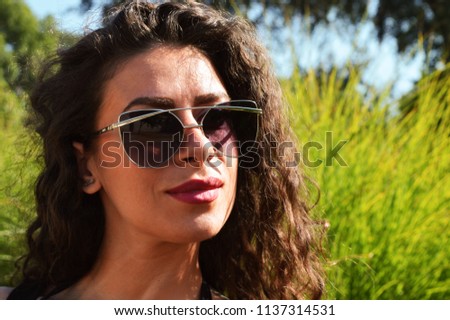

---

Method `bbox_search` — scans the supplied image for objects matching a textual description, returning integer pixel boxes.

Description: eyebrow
[123,97,174,112]
[194,93,230,106]
[123,93,230,112]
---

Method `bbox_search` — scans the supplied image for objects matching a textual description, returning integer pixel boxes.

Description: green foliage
[0,0,79,285]
[0,85,38,286]
[0,0,78,92]
[283,64,449,299]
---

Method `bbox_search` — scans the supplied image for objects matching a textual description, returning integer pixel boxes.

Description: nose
[172,124,218,167]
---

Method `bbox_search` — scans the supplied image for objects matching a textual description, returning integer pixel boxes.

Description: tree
[79,0,450,66]
[0,0,78,93]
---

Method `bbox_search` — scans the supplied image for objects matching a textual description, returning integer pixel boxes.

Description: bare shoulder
[0,286,13,299]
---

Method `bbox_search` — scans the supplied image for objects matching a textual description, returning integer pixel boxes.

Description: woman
[2,0,323,299]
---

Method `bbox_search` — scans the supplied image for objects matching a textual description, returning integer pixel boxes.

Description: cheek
[94,143,161,207]
[99,169,151,202]
[96,167,164,231]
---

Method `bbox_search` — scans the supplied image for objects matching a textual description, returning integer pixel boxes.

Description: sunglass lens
[203,106,259,157]
[119,111,182,167]
[118,102,260,167]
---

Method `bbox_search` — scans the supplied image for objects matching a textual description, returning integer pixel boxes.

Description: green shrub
[0,87,37,286]
[284,65,449,299]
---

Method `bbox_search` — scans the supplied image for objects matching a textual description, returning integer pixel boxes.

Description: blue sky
[24,0,100,33]
[23,0,424,99]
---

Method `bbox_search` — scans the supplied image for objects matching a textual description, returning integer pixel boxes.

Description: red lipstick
[166,178,224,204]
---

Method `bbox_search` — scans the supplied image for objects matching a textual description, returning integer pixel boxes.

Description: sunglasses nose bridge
[182,123,203,130]
[179,123,204,141]
[173,122,217,166]
[173,108,204,133]
[180,121,210,145]
[172,107,210,145]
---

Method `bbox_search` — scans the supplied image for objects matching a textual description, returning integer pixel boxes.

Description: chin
[171,214,228,244]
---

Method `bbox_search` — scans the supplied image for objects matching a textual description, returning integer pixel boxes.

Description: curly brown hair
[11,0,324,299]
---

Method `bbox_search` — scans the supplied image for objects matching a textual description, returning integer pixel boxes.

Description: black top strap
[9,281,214,300]
[7,282,45,300]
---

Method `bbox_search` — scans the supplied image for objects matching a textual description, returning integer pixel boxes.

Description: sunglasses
[94,100,262,167]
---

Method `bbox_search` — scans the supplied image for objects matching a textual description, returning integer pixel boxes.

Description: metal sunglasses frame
[93,100,262,166]
[95,100,261,135]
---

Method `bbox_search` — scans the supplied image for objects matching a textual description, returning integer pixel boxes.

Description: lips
[166,177,224,204]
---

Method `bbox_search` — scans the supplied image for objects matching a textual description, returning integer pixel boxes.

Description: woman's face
[85,46,238,244]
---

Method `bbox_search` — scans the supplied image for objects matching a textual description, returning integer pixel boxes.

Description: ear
[73,142,102,194]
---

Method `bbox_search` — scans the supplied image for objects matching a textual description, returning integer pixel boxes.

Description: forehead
[98,45,228,122]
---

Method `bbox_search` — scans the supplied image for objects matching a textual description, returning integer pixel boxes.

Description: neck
[55,228,203,299]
